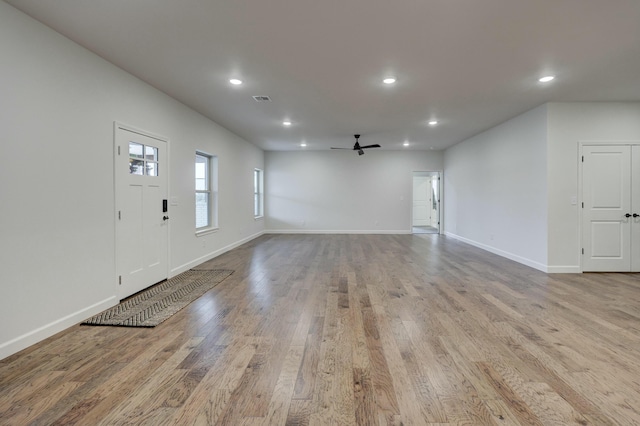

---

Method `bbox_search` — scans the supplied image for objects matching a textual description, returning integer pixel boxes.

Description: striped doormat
[82,269,233,327]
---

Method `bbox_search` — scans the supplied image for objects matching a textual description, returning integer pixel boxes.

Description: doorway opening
[412,171,440,234]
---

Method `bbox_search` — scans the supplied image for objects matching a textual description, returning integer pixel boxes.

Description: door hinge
[582,155,584,162]
[118,211,121,220]
[582,248,584,255]
[582,202,584,208]
[119,275,122,285]
[118,146,121,155]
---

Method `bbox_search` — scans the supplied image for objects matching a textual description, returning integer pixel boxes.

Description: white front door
[582,145,635,271]
[115,124,169,299]
[413,176,430,226]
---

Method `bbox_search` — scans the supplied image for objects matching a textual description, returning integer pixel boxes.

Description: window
[254,168,264,218]
[129,142,158,176]
[196,153,218,230]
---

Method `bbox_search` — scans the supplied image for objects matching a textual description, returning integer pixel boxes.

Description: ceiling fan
[331,134,381,156]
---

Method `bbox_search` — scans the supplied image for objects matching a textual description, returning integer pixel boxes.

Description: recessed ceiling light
[428,120,438,126]
[229,78,243,85]
[403,141,410,147]
[283,121,292,126]
[383,77,397,84]
[300,142,307,147]
[538,75,555,83]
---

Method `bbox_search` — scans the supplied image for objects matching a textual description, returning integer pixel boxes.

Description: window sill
[254,215,264,221]
[196,227,219,237]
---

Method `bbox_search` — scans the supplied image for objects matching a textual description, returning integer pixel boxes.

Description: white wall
[547,102,640,271]
[444,105,548,271]
[0,2,263,360]
[265,150,443,233]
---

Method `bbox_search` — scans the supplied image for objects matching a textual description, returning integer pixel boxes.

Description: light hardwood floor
[2,234,640,425]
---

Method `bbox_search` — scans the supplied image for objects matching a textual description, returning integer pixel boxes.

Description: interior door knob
[163,216,169,221]
[634,214,640,218]
[625,213,632,218]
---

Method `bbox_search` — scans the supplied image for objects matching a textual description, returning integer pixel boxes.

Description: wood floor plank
[491,321,606,418]
[292,317,324,401]
[2,380,83,425]
[52,330,186,425]
[308,290,340,425]
[93,336,202,425]
[2,234,640,425]
[261,345,305,426]
[477,361,543,426]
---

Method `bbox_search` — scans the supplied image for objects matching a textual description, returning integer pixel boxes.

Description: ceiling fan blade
[333,135,380,153]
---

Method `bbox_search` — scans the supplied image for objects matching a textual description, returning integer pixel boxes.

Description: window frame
[195,152,218,234]
[254,168,264,219]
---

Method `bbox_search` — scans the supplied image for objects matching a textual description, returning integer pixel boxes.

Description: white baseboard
[444,232,552,273]
[264,229,412,235]
[0,296,118,361]
[170,231,265,276]
[1,232,266,361]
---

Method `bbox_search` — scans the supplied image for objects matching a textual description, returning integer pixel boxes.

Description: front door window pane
[129,142,144,159]
[129,141,159,176]
[145,146,158,161]
[146,162,157,176]
[129,159,144,175]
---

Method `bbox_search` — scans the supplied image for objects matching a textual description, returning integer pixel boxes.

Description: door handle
[163,216,169,221]
[634,214,640,218]
[625,213,632,218]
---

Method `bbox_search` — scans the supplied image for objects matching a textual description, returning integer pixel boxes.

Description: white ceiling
[6,0,640,151]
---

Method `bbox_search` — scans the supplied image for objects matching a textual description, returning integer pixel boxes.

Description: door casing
[411,171,442,233]
[114,122,170,299]
[579,141,640,272]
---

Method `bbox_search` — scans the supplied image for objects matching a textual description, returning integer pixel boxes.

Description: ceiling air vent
[252,96,272,102]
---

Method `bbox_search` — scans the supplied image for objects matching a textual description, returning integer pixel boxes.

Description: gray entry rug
[82,269,233,327]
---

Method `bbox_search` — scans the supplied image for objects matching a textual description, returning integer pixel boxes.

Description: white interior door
[413,176,430,226]
[115,125,168,299]
[631,146,640,271]
[582,145,631,271]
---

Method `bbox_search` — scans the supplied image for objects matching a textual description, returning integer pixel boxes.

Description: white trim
[410,170,443,234]
[444,232,549,273]
[578,140,640,272]
[579,140,640,146]
[254,168,264,219]
[196,151,216,230]
[196,227,219,237]
[264,229,412,235]
[114,122,171,298]
[115,121,169,143]
[0,296,118,361]
[170,231,264,276]
[578,142,585,272]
